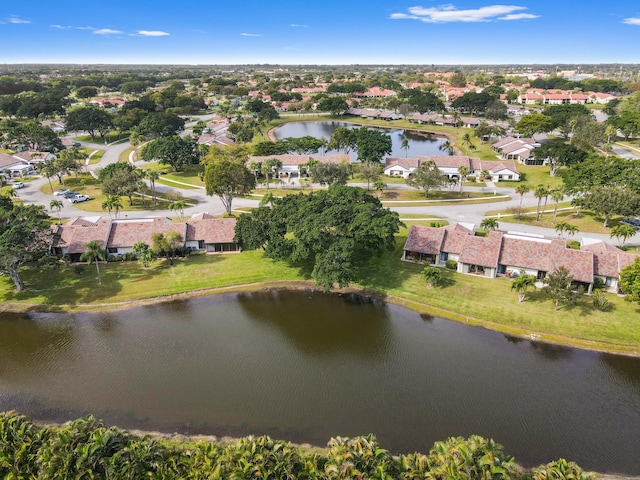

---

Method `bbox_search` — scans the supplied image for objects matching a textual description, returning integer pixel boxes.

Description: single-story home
[492,137,541,165]
[383,155,520,182]
[52,214,238,261]
[0,153,33,177]
[402,224,638,293]
[246,154,349,178]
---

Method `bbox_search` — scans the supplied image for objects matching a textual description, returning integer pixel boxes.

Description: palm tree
[555,221,578,238]
[132,241,155,268]
[511,270,536,303]
[605,124,617,144]
[146,170,160,205]
[480,218,499,231]
[101,195,122,219]
[80,240,105,285]
[515,184,530,206]
[610,224,637,247]
[534,184,549,221]
[373,180,386,199]
[550,187,564,225]
[457,166,469,194]
[461,133,474,155]
[49,199,64,224]
[401,137,410,158]
[439,140,454,156]
[35,160,56,193]
[169,199,186,221]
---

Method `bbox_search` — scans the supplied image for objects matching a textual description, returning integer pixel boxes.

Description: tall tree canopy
[534,138,587,177]
[65,106,113,141]
[203,145,255,215]
[0,195,56,291]
[140,135,199,171]
[234,186,403,291]
[353,128,392,163]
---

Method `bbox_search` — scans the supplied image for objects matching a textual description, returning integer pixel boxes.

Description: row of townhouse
[346,108,403,120]
[409,113,482,129]
[516,91,616,105]
[384,155,520,182]
[0,151,56,177]
[492,137,542,165]
[246,154,349,178]
[52,213,238,262]
[403,224,639,293]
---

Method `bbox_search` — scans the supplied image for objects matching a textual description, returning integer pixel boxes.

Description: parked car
[12,181,25,189]
[63,191,79,199]
[621,218,640,228]
[53,188,70,196]
[69,194,90,203]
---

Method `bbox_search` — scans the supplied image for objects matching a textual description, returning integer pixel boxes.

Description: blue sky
[1,1,639,64]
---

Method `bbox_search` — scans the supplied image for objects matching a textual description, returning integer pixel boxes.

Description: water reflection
[236,290,393,358]
[273,121,446,159]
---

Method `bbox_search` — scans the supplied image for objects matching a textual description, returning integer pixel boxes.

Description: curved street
[13,135,639,246]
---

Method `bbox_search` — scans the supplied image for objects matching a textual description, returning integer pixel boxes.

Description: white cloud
[390,4,539,23]
[50,24,70,29]
[622,17,640,25]
[498,13,539,20]
[290,23,309,28]
[8,16,30,24]
[137,30,170,36]
[241,32,262,37]
[93,28,123,35]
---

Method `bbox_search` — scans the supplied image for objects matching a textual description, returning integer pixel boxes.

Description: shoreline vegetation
[2,234,640,357]
[1,412,637,479]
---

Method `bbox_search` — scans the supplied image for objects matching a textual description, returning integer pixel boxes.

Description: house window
[198,240,204,249]
[108,248,118,254]
[469,264,485,275]
[537,271,547,280]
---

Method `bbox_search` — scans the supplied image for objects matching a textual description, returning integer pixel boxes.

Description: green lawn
[84,148,104,165]
[3,230,639,354]
[515,164,565,189]
[74,131,123,145]
[486,202,625,234]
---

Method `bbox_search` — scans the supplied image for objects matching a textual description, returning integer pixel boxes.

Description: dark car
[63,191,80,199]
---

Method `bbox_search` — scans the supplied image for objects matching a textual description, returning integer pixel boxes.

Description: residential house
[246,154,349,179]
[52,214,238,261]
[402,224,639,293]
[492,137,541,165]
[383,155,520,182]
[0,153,34,177]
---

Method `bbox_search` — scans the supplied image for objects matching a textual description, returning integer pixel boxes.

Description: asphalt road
[13,135,640,246]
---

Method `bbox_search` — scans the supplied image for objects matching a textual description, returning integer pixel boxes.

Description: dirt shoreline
[2,280,639,358]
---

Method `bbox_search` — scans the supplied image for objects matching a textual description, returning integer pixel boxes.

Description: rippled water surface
[1,291,639,474]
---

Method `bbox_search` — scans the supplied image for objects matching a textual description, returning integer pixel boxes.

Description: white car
[53,188,70,196]
[68,194,90,203]
[12,181,25,189]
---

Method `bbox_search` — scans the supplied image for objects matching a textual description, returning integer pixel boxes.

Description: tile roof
[0,153,23,169]
[458,231,503,268]
[548,240,594,283]
[499,236,553,272]
[53,217,111,254]
[186,216,236,243]
[441,230,472,255]
[403,225,445,255]
[107,217,186,248]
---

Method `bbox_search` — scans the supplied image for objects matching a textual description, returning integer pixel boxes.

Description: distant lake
[1,290,640,474]
[274,121,446,160]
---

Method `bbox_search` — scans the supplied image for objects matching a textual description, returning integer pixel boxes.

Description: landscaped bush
[445,259,458,270]
[0,411,594,479]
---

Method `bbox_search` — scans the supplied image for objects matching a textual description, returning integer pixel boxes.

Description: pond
[1,291,639,474]
[273,121,447,160]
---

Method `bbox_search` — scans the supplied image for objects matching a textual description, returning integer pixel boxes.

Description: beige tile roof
[403,225,445,255]
[54,217,112,254]
[458,231,503,268]
[186,216,236,243]
[108,217,187,248]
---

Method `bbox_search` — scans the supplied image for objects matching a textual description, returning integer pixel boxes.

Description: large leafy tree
[353,128,392,163]
[515,114,554,137]
[138,111,185,138]
[619,258,640,304]
[317,97,348,115]
[542,104,591,138]
[203,146,256,215]
[328,127,357,154]
[579,186,640,228]
[406,160,446,198]
[1,120,63,152]
[65,106,113,142]
[140,135,199,172]
[0,196,57,292]
[99,162,142,206]
[310,162,350,187]
[534,138,587,177]
[234,186,402,291]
